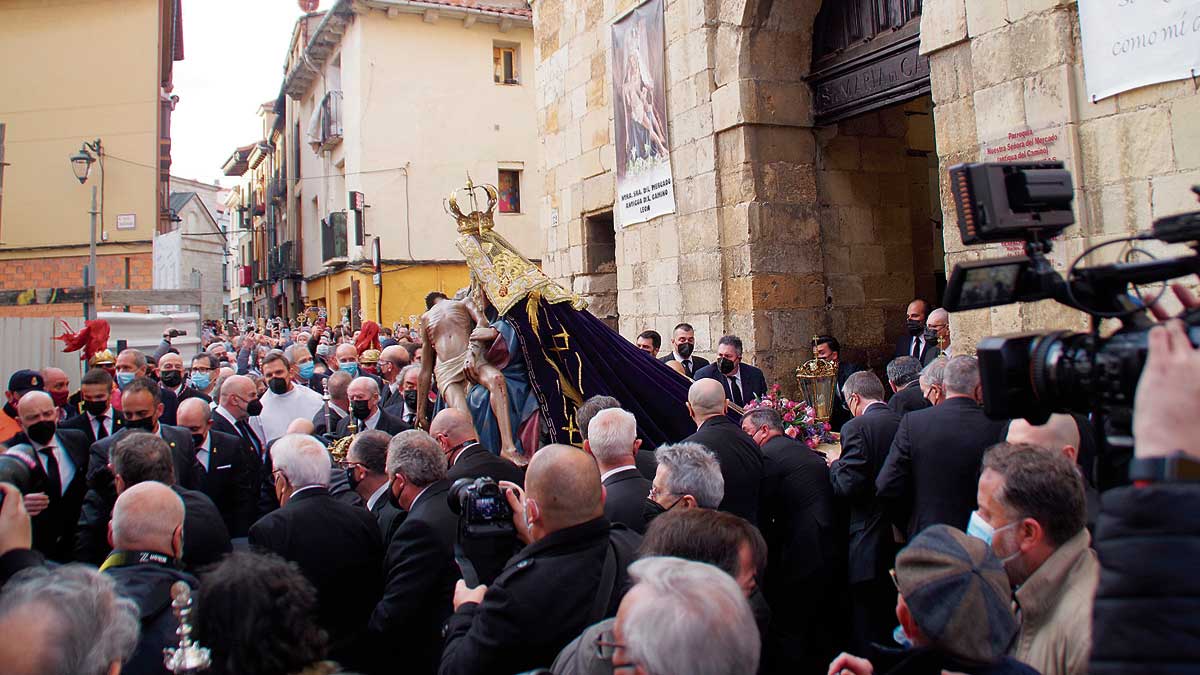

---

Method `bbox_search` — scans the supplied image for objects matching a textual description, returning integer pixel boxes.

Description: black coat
[683,416,764,524]
[369,481,459,675]
[249,486,383,670]
[107,560,199,675]
[194,430,259,537]
[875,398,1007,539]
[1090,483,1200,674]
[85,425,203,500]
[894,335,935,363]
[447,442,525,487]
[158,386,180,427]
[60,408,126,445]
[15,429,91,562]
[75,484,231,570]
[601,467,651,534]
[694,362,768,405]
[831,403,902,584]
[658,352,709,378]
[333,407,410,438]
[174,386,212,405]
[369,488,404,542]
[832,362,866,432]
[887,382,931,417]
[440,517,641,675]
[312,405,346,438]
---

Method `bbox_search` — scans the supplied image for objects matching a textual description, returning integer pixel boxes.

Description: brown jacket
[1013,528,1100,675]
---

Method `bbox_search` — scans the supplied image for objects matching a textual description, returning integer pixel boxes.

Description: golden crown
[446,176,498,235]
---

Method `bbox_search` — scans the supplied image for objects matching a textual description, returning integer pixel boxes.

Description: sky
[170,0,314,185]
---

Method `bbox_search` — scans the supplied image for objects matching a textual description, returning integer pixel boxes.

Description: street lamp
[69,139,102,319]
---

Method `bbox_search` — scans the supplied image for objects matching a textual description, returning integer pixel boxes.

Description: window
[493,45,518,85]
[584,211,616,273]
[498,169,521,213]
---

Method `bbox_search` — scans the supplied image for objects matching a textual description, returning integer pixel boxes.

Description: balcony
[268,172,286,204]
[270,241,302,280]
[322,212,348,264]
[306,90,343,153]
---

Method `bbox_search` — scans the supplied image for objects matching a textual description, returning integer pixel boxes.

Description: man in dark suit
[60,368,125,445]
[577,395,656,481]
[333,376,409,438]
[694,335,767,407]
[249,433,383,673]
[431,408,525,487]
[211,374,266,462]
[312,370,351,437]
[885,356,931,417]
[369,430,460,674]
[829,371,904,653]
[876,356,1008,540]
[657,322,710,378]
[176,397,258,537]
[682,378,763,524]
[75,430,232,570]
[8,390,91,562]
[345,430,404,540]
[583,407,652,534]
[815,335,864,432]
[742,407,838,673]
[893,299,934,362]
[440,445,642,675]
[375,345,411,413]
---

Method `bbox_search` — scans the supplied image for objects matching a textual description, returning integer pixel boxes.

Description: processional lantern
[796,335,838,424]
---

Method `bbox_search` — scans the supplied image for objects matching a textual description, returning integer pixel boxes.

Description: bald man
[177,397,258,536]
[441,444,642,675]
[334,376,409,437]
[924,308,951,362]
[12,390,91,561]
[1007,413,1100,529]
[681,379,764,524]
[377,344,410,408]
[212,374,265,460]
[103,481,198,675]
[431,408,524,486]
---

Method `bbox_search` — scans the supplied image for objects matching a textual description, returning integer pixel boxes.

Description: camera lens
[0,450,36,502]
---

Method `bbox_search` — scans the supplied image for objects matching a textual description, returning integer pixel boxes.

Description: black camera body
[943,162,1200,488]
[0,448,37,507]
[448,477,519,586]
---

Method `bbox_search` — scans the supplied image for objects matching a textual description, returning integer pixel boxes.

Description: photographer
[440,444,642,675]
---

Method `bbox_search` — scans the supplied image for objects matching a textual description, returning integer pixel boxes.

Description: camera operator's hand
[1134,319,1200,459]
[1149,283,1199,322]
[0,483,33,556]
[453,579,488,610]
[22,492,49,517]
[827,652,874,675]
[500,481,532,545]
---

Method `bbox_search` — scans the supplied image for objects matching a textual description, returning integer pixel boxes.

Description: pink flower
[823,422,832,431]
[805,407,815,417]
[806,438,818,449]
[785,426,799,438]
[770,383,782,393]
[782,412,796,422]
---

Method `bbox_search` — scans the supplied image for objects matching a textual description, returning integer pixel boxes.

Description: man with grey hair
[385,363,424,427]
[918,357,947,407]
[370,429,458,671]
[683,378,762,523]
[312,369,352,436]
[115,347,181,425]
[345,430,402,539]
[334,375,408,437]
[585,407,651,533]
[576,394,655,480]
[925,307,951,362]
[612,556,760,675]
[886,355,931,416]
[284,342,327,395]
[249,434,383,670]
[877,356,1008,540]
[649,442,725,515]
[103,481,196,674]
[0,564,140,675]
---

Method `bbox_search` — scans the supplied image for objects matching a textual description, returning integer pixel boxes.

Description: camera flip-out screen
[944,257,1029,311]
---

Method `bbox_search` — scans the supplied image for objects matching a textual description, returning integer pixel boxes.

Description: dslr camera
[0,448,38,507]
[448,477,519,586]
[943,162,1200,485]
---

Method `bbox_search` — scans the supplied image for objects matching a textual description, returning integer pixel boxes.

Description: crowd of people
[0,289,1196,675]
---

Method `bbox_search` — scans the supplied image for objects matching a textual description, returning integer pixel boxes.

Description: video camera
[448,476,519,586]
[942,162,1200,483]
[0,448,38,507]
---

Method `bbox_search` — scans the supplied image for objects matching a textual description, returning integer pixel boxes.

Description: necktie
[683,360,692,377]
[40,449,62,497]
[730,376,744,406]
[236,420,262,456]
[911,338,920,358]
[95,415,108,441]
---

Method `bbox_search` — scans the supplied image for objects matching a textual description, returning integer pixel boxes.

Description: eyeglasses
[889,568,900,590]
[647,485,673,501]
[593,632,627,662]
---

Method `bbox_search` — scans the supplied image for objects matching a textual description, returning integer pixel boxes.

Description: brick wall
[0,251,154,317]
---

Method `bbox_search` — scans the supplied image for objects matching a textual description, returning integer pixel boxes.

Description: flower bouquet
[743,383,838,449]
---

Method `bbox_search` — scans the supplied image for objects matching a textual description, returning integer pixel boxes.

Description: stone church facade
[530,0,1199,386]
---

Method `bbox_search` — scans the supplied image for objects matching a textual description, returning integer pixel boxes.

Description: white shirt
[33,434,75,490]
[195,434,212,472]
[671,351,694,371]
[290,484,325,499]
[366,481,390,511]
[89,411,112,439]
[362,408,382,431]
[259,385,325,442]
[909,335,928,357]
[600,465,637,484]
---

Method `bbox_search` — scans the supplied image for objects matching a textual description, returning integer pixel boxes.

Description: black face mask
[191,433,206,448]
[83,399,108,417]
[677,342,694,358]
[717,357,736,375]
[160,371,183,388]
[268,377,289,395]
[245,398,263,417]
[641,497,681,525]
[387,478,403,510]
[403,390,419,409]
[125,416,155,432]
[906,319,924,336]
[351,399,372,420]
[345,466,362,491]
[27,420,57,446]
[923,327,940,343]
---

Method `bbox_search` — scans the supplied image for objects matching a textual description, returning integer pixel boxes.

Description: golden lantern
[796,335,839,424]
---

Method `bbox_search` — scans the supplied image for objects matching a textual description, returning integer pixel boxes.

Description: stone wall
[923,0,1200,353]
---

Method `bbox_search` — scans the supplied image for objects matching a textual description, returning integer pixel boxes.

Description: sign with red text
[980,126,1070,253]
[1079,0,1200,100]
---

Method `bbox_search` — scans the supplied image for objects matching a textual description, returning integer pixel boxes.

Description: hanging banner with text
[1079,0,1200,101]
[611,0,676,227]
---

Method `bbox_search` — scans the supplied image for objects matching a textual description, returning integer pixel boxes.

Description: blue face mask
[190,372,211,391]
[116,372,135,388]
[339,362,359,377]
[966,510,1019,562]
[298,362,315,380]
